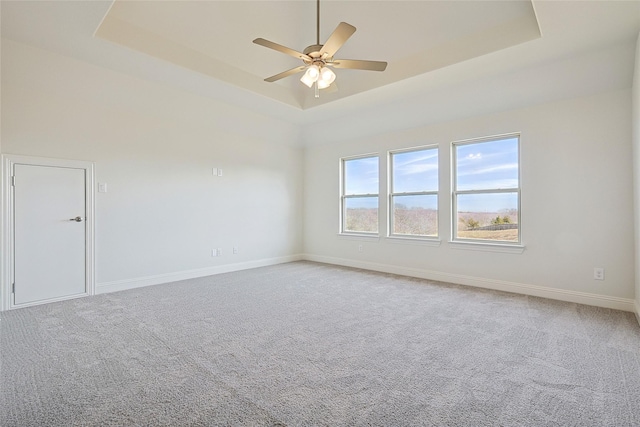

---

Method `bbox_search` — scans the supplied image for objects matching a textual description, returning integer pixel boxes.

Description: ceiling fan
[253,0,387,98]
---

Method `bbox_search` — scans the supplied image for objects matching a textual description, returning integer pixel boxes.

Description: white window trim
[388,145,439,240]
[336,233,381,241]
[448,240,524,254]
[340,153,380,236]
[451,133,522,247]
[386,236,442,246]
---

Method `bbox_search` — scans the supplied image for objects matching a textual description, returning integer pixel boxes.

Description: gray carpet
[1,261,639,426]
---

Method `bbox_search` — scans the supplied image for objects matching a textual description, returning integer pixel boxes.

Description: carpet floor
[1,261,639,426]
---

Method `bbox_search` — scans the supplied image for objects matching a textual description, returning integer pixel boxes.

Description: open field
[393,208,437,236]
[457,210,518,242]
[345,208,519,242]
[457,229,519,241]
[345,208,378,233]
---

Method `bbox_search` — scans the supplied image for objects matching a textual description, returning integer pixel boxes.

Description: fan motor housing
[303,44,324,58]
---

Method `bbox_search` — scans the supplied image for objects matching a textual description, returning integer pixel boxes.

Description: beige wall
[633,32,640,319]
[2,39,304,289]
[3,33,638,313]
[304,88,635,310]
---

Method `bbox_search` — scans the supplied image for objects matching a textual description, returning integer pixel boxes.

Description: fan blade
[331,59,387,71]
[264,66,307,82]
[319,22,356,58]
[253,38,312,62]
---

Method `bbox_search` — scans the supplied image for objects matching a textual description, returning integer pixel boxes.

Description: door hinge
[12,283,15,293]
[11,176,15,187]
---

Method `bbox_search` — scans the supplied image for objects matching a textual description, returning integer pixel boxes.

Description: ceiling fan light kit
[253,0,387,98]
[320,67,336,85]
[300,65,336,94]
[300,65,320,88]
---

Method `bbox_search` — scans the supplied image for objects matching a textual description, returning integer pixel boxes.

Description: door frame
[1,154,96,311]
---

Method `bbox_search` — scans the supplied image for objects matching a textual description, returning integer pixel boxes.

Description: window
[389,147,438,237]
[452,134,520,243]
[341,155,379,234]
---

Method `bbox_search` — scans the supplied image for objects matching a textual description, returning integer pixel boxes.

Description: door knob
[69,216,84,222]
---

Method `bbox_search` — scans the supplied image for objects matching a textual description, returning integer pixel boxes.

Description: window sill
[386,236,441,246]
[448,240,525,254]
[337,233,380,241]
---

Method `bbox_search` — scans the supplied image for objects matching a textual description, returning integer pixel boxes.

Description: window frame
[451,133,521,246]
[340,154,380,236]
[388,145,439,240]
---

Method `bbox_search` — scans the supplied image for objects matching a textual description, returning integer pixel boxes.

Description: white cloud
[398,163,438,175]
[457,163,518,177]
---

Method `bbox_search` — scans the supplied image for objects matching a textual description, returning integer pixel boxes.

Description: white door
[13,164,87,305]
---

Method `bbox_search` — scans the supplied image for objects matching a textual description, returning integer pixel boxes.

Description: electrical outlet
[594,267,604,281]
[358,244,363,253]
[211,249,217,257]
[233,247,238,254]
[217,248,222,256]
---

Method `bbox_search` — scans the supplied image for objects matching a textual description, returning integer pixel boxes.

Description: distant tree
[491,216,504,225]
[466,218,479,229]
[502,216,511,224]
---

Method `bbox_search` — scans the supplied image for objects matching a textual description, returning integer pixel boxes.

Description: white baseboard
[303,254,637,313]
[96,253,638,316]
[96,254,303,294]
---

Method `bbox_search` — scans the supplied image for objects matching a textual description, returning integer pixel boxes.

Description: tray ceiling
[95,1,541,110]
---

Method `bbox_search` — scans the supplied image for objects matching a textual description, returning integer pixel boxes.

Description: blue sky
[456,137,518,192]
[456,192,518,213]
[392,148,438,193]
[344,156,379,195]
[455,137,518,212]
[344,137,518,212]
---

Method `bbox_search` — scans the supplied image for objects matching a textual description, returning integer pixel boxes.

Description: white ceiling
[1,1,640,142]
[94,0,540,109]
